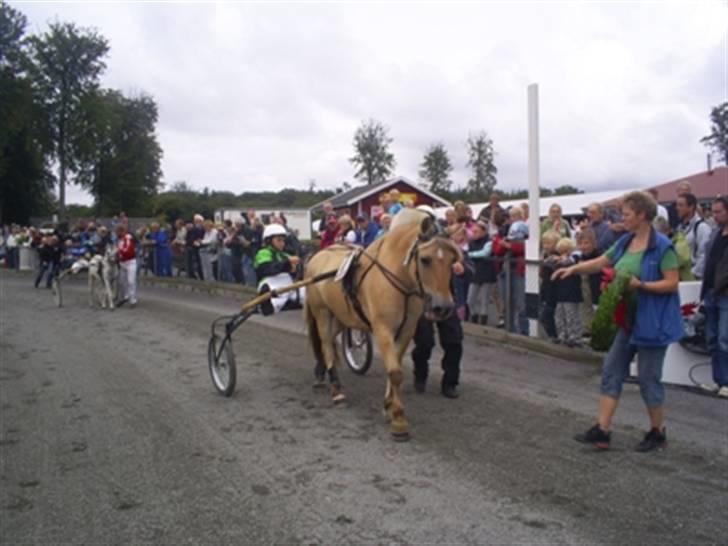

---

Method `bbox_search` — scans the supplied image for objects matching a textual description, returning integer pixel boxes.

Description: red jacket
[491,235,526,276]
[117,233,136,262]
[320,227,339,249]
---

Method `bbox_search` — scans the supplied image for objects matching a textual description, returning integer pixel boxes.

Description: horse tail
[304,300,325,366]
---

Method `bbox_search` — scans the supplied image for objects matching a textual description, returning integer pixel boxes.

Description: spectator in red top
[319,214,339,249]
[492,222,527,335]
[116,224,138,307]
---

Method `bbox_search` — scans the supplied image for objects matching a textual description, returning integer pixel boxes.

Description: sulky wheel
[208,334,237,396]
[52,277,63,307]
[342,328,373,375]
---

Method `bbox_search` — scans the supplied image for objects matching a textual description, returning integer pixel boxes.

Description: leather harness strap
[327,238,429,342]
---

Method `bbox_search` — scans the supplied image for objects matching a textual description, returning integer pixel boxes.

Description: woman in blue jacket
[553,191,682,452]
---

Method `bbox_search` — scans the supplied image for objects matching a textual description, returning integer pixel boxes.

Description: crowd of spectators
[1,181,721,350]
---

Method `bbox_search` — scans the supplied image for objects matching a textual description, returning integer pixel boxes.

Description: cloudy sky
[17,1,727,205]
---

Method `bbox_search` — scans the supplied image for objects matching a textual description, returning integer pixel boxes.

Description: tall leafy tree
[419,143,453,194]
[466,131,497,199]
[0,4,54,224]
[701,102,728,164]
[26,20,109,220]
[350,119,396,185]
[75,90,163,216]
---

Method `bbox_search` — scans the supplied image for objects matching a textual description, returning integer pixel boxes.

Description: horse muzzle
[423,295,454,322]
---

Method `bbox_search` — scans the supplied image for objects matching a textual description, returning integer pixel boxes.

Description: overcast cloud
[16,1,728,205]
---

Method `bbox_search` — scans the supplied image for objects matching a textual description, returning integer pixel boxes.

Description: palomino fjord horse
[304,209,461,440]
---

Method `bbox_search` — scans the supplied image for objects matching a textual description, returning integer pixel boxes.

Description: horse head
[405,215,462,322]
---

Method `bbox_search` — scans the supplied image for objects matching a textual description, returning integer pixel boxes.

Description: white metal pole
[526,84,541,337]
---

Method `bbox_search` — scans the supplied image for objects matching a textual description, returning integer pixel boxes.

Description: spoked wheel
[51,276,62,307]
[342,328,373,375]
[208,334,237,396]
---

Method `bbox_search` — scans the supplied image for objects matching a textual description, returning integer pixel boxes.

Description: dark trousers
[412,314,463,387]
[35,261,57,288]
[540,303,557,338]
[185,247,203,280]
[231,254,244,284]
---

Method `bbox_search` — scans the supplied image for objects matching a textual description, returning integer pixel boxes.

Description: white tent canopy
[434,189,637,220]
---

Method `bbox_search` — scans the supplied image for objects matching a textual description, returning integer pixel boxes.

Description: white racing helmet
[263,224,287,240]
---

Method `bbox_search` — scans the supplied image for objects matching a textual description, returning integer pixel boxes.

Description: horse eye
[420,256,432,266]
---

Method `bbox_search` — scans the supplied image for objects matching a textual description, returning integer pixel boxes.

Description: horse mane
[389,208,429,231]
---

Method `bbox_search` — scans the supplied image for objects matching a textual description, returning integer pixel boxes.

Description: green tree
[419,143,453,194]
[75,89,163,216]
[0,4,54,224]
[701,102,728,164]
[350,119,396,185]
[553,184,583,196]
[26,20,109,220]
[466,131,497,199]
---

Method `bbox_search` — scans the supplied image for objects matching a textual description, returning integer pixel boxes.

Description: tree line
[0,3,162,224]
[4,2,726,226]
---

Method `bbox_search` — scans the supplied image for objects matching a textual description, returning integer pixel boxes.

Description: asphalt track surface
[1,273,727,544]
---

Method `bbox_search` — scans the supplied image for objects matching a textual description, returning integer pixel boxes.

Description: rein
[327,235,429,341]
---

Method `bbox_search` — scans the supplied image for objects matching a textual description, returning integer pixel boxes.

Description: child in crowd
[506,206,529,241]
[449,225,470,321]
[553,237,583,347]
[466,220,496,325]
[575,228,602,336]
[539,230,561,339]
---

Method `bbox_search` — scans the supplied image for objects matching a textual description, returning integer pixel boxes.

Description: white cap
[415,205,436,218]
[263,224,287,240]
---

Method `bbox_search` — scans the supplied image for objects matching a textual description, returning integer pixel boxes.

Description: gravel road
[1,273,726,544]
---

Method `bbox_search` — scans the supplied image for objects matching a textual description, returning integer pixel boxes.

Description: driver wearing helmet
[254,224,302,315]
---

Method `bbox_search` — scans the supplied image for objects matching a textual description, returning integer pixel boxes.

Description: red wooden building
[310,176,451,219]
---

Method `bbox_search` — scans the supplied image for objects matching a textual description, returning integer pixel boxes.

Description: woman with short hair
[540,203,571,238]
[553,191,682,452]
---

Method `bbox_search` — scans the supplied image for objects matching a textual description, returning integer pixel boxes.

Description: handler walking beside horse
[304,209,462,440]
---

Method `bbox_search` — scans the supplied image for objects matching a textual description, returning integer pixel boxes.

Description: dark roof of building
[310,176,451,212]
[650,166,728,202]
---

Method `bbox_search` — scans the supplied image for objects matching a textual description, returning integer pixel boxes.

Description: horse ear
[420,215,433,235]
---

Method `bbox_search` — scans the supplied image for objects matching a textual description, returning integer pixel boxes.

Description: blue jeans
[704,289,728,387]
[242,254,256,287]
[219,252,233,283]
[601,329,668,407]
[500,271,526,335]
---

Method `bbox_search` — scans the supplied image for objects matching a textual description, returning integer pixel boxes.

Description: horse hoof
[312,380,327,390]
[391,430,411,442]
[332,393,347,404]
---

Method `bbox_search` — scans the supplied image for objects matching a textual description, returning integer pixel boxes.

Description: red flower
[680,302,699,317]
[600,267,615,292]
[614,299,628,330]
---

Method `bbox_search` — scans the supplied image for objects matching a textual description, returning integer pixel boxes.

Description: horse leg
[315,315,345,404]
[103,270,114,310]
[374,328,409,440]
[88,270,96,307]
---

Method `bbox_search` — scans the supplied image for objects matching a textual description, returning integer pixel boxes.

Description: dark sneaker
[636,428,667,453]
[441,385,459,399]
[414,380,426,394]
[258,284,275,316]
[574,424,611,450]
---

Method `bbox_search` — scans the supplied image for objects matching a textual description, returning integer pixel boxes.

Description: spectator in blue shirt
[355,213,379,247]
